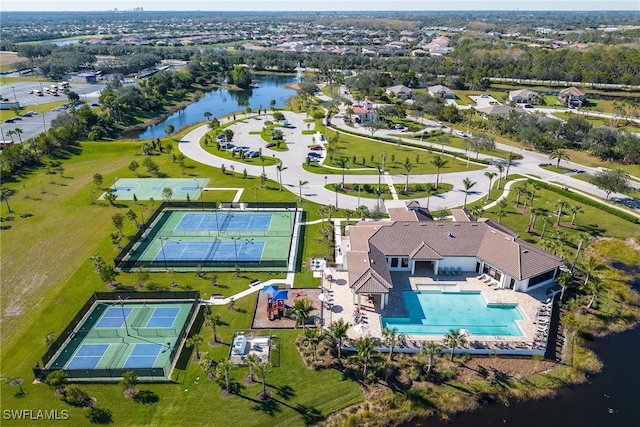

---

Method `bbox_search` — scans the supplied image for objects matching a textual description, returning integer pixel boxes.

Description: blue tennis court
[66,344,109,369]
[123,343,163,369]
[145,307,180,328]
[175,213,272,233]
[153,240,265,262]
[95,307,133,328]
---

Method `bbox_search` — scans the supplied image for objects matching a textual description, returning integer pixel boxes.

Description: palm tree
[421,341,442,377]
[540,216,553,239]
[376,165,383,192]
[259,173,267,189]
[431,155,448,189]
[582,256,604,288]
[484,172,496,200]
[205,314,223,343]
[254,361,273,399]
[514,185,525,208]
[298,180,308,202]
[204,111,213,121]
[403,160,413,193]
[302,327,325,361]
[291,298,315,329]
[585,276,604,310]
[527,207,544,232]
[495,198,509,224]
[569,204,584,225]
[328,319,350,360]
[382,327,406,362]
[495,163,505,189]
[0,187,14,213]
[336,157,349,189]
[505,152,515,179]
[244,353,260,382]
[216,358,234,393]
[549,148,570,168]
[462,177,476,208]
[557,271,573,303]
[276,163,287,191]
[529,183,541,209]
[555,200,568,225]
[13,128,23,143]
[356,205,369,220]
[350,337,378,379]
[186,334,204,361]
[443,329,467,362]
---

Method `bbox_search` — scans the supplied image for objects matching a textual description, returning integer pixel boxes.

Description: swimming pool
[381,291,524,337]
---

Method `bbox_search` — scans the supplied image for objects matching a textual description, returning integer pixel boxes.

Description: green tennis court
[119,208,297,271]
[46,300,195,381]
[99,178,209,201]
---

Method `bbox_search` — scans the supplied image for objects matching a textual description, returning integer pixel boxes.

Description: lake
[134,74,297,140]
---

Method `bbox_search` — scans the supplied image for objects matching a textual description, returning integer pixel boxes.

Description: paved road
[179,108,639,217]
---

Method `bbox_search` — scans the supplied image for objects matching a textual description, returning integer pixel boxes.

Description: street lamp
[11,86,17,102]
[357,184,361,207]
[231,237,253,277]
[118,296,130,336]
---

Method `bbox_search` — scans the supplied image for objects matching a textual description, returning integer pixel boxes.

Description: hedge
[526,179,640,224]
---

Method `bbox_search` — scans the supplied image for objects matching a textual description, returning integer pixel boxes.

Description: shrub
[64,385,89,406]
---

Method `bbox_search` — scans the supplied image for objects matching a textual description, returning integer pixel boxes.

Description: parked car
[523,104,534,109]
[246,151,260,158]
[307,156,320,162]
[309,145,324,151]
[232,146,250,153]
[307,151,322,158]
[4,118,14,123]
[265,143,276,148]
[394,124,405,130]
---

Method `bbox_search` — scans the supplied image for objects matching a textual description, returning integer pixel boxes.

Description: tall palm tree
[205,314,223,343]
[302,327,325,361]
[421,341,442,377]
[540,216,553,239]
[336,157,349,189]
[13,128,23,143]
[216,358,234,393]
[298,180,308,202]
[276,163,287,191]
[350,337,378,379]
[204,111,212,121]
[569,204,584,225]
[549,148,570,168]
[462,177,476,208]
[495,163,505,189]
[328,319,350,360]
[244,353,260,382]
[505,152,515,179]
[186,334,204,360]
[431,155,449,190]
[585,276,604,310]
[555,200,568,225]
[291,298,315,329]
[527,207,544,232]
[529,183,541,209]
[382,327,406,362]
[484,172,496,200]
[514,185,525,208]
[376,165,383,192]
[254,361,273,399]
[557,271,573,303]
[495,198,509,224]
[443,329,467,362]
[403,160,413,193]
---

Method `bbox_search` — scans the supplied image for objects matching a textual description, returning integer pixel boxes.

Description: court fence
[115,258,289,271]
[114,201,298,271]
[34,291,199,381]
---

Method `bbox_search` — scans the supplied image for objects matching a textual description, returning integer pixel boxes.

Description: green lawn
[482,181,640,246]
[552,112,640,133]
[0,127,363,425]
[539,164,574,174]
[324,182,454,201]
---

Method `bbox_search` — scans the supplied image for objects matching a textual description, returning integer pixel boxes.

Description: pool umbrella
[271,290,289,301]
[353,323,368,336]
[262,285,279,295]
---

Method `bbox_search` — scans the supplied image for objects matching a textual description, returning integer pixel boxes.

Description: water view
[135,74,297,140]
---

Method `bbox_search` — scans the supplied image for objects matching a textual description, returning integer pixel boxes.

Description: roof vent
[491,230,496,234]
[523,249,529,254]
[403,222,410,226]
[471,224,478,227]
[454,223,461,226]
[447,232,455,238]
[420,223,427,226]
[437,224,444,227]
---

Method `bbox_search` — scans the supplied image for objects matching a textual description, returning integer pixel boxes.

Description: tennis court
[99,178,209,201]
[121,208,297,271]
[46,299,197,381]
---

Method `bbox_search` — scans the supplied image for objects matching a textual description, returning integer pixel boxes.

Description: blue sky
[4,1,639,12]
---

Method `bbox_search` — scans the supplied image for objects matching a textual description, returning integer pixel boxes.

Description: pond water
[134,74,297,140]
[407,278,640,427]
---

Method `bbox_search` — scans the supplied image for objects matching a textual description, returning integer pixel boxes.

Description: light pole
[42,112,47,132]
[324,176,327,186]
[159,238,180,270]
[231,237,241,277]
[118,296,130,336]
[357,184,361,207]
[11,86,17,102]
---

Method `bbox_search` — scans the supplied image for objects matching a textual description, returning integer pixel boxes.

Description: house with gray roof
[342,209,563,309]
[385,84,413,99]
[509,89,538,104]
[428,85,455,99]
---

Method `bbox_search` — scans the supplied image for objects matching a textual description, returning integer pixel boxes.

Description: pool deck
[325,270,555,353]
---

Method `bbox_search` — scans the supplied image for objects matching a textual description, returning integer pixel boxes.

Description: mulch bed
[252,288,323,329]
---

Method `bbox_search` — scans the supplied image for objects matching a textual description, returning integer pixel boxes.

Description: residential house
[342,205,563,309]
[509,89,538,104]
[558,87,586,107]
[428,85,455,99]
[385,84,414,100]
[475,105,518,118]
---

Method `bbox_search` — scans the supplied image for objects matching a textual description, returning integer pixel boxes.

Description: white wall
[438,257,478,271]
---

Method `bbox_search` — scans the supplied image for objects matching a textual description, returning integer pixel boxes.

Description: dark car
[246,151,260,158]
[310,145,324,151]
[4,118,14,123]
[307,151,322,158]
